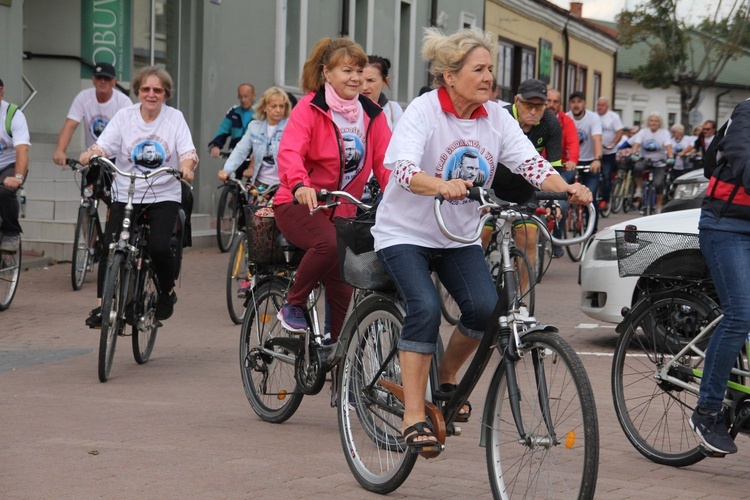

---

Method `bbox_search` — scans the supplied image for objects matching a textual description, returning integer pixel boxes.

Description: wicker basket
[244,205,302,265]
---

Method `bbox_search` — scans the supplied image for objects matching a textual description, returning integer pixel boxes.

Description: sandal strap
[403,421,436,443]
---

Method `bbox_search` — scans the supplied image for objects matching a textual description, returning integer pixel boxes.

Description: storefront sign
[81,0,131,81]
[538,38,553,84]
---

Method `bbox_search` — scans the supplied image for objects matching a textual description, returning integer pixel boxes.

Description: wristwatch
[14,173,24,180]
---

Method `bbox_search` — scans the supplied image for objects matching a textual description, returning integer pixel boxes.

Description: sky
[546,0,733,24]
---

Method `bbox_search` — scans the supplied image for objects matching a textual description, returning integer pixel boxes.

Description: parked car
[580,208,704,324]
[662,169,708,213]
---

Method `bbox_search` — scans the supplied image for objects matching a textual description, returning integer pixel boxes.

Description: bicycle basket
[615,230,708,279]
[334,213,394,291]
[244,205,302,265]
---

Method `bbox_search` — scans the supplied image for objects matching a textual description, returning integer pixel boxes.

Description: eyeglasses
[139,86,165,95]
[518,99,546,111]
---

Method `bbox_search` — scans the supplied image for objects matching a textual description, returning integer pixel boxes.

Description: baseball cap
[93,62,116,79]
[0,78,4,88]
[569,90,586,101]
[517,79,548,100]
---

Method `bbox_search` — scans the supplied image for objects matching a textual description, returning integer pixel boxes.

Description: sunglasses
[139,86,165,95]
[518,99,546,111]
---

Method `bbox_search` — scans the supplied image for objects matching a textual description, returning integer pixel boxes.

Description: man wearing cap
[597,97,625,211]
[482,79,564,282]
[567,91,603,218]
[0,79,31,252]
[52,61,131,194]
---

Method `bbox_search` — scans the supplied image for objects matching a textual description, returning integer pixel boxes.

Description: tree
[617,0,750,127]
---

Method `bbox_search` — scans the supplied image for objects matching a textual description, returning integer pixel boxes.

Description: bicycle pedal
[698,445,727,458]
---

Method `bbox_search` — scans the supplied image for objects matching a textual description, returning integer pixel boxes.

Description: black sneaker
[690,408,737,455]
[155,292,177,321]
[85,306,102,329]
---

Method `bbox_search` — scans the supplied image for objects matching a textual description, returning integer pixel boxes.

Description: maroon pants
[273,202,352,340]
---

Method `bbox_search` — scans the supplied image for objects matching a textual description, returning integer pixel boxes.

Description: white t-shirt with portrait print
[567,110,602,162]
[372,92,558,251]
[332,109,366,188]
[67,88,132,148]
[632,127,671,165]
[670,134,694,170]
[93,103,196,204]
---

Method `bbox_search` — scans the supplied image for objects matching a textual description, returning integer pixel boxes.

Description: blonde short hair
[422,27,497,89]
[253,87,292,121]
[132,66,173,99]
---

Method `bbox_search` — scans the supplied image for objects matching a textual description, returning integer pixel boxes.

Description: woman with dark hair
[361,55,403,129]
[273,37,392,340]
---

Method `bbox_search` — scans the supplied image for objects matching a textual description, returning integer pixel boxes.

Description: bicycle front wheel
[622,176,636,213]
[240,278,304,423]
[71,205,95,290]
[226,233,249,324]
[565,206,586,262]
[610,176,624,213]
[0,240,22,311]
[99,252,126,382]
[611,291,721,466]
[216,186,238,253]
[338,295,417,494]
[485,330,599,499]
[132,264,159,364]
[435,275,460,325]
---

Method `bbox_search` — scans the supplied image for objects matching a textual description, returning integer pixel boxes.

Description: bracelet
[593,157,602,161]
[291,182,307,195]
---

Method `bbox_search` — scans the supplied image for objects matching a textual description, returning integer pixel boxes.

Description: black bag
[334,210,394,291]
[703,120,729,179]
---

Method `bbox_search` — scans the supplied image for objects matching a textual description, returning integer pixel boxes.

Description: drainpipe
[715,88,731,122]
[562,14,571,108]
[341,0,350,37]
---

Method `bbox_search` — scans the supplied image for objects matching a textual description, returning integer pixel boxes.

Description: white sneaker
[633,189,643,199]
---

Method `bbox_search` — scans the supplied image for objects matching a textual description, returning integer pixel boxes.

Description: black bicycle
[65,159,106,291]
[337,189,600,497]
[91,156,188,382]
[0,188,22,311]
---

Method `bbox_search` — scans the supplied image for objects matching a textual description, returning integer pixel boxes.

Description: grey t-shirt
[567,110,602,162]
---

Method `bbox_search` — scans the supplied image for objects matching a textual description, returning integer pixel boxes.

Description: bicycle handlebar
[306,189,372,214]
[65,158,91,173]
[90,155,192,190]
[433,188,596,246]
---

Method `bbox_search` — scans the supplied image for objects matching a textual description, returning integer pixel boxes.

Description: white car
[580,208,704,324]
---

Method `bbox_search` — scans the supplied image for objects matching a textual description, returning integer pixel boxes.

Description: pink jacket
[274,89,392,218]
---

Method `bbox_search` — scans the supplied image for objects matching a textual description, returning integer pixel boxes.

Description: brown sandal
[403,422,444,455]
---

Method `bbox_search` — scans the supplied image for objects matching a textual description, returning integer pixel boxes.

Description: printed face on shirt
[361,65,387,104]
[446,47,493,111]
[449,149,488,187]
[324,58,363,101]
[343,135,363,173]
[133,140,166,169]
[91,117,108,138]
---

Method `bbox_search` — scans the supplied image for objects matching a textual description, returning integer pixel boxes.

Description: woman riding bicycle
[273,37,392,340]
[80,66,198,326]
[629,112,674,213]
[370,27,591,453]
[218,86,291,189]
[361,55,403,130]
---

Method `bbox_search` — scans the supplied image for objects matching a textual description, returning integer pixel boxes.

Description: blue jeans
[377,244,497,354]
[600,153,617,202]
[698,228,750,411]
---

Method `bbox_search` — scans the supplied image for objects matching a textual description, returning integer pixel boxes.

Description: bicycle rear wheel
[216,185,238,253]
[611,291,721,466]
[132,265,159,364]
[99,253,126,382]
[485,330,599,499]
[71,205,96,290]
[226,233,250,324]
[0,240,22,311]
[240,278,304,423]
[565,206,586,262]
[622,176,636,213]
[610,175,624,213]
[338,295,417,494]
[435,274,460,325]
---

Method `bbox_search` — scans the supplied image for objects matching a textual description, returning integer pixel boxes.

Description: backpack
[703,119,728,179]
[4,103,18,137]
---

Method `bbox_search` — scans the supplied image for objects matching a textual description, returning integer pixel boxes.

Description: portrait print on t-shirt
[91,117,108,139]
[448,148,488,187]
[132,140,166,170]
[342,133,364,186]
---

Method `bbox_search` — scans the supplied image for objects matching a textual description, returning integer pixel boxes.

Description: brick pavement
[2,216,750,499]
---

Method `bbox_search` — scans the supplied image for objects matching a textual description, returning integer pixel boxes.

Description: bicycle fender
[479,323,559,448]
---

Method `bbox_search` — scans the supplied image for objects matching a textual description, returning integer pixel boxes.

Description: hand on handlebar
[566,182,593,205]
[437,179,473,201]
[218,170,230,182]
[53,150,67,168]
[180,165,195,183]
[295,186,319,212]
[79,150,94,166]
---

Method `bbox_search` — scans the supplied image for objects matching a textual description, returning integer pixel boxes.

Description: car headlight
[592,239,617,261]
[673,181,708,200]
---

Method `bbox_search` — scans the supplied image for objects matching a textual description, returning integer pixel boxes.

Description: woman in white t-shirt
[631,112,674,212]
[80,66,198,326]
[371,27,591,454]
[670,123,696,172]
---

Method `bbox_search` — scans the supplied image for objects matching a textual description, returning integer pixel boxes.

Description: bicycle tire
[71,205,95,291]
[99,252,125,382]
[132,264,159,364]
[337,295,417,494]
[534,231,551,284]
[226,233,249,324]
[508,247,535,315]
[622,175,635,213]
[485,330,599,499]
[0,240,22,311]
[565,206,585,262]
[216,185,238,253]
[643,184,654,216]
[240,278,304,423]
[611,291,722,466]
[610,176,624,213]
[435,275,460,325]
